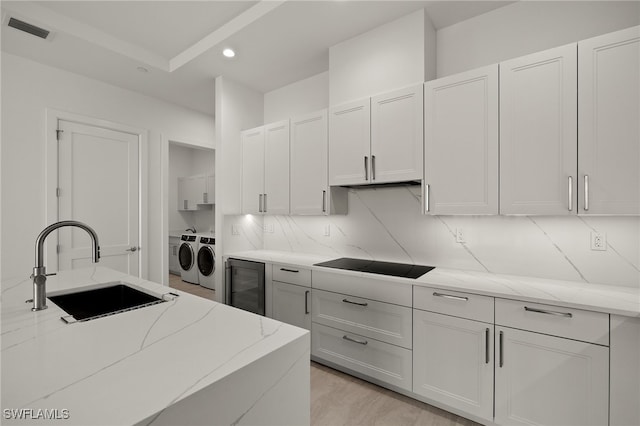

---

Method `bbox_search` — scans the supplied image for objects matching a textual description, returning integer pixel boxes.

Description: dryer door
[179,243,195,271]
[198,246,215,276]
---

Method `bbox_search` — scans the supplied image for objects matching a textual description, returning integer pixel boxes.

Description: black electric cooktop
[314,258,434,279]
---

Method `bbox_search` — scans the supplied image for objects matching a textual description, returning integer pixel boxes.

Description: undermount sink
[48,281,167,323]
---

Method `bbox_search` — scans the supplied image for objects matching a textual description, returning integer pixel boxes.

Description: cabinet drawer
[312,289,412,349]
[312,323,412,391]
[414,286,494,323]
[495,298,609,345]
[272,264,311,287]
[312,270,412,307]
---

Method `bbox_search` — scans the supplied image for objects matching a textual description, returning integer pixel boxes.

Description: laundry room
[168,141,216,293]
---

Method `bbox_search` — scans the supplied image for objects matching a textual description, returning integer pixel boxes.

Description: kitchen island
[1,267,310,425]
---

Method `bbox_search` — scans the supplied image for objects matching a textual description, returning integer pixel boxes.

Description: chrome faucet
[185,227,196,233]
[32,220,100,311]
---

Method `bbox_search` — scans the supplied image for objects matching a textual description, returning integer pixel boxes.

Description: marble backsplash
[224,185,640,288]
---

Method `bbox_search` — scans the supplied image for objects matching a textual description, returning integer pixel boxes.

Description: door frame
[45,108,148,277]
[160,135,215,286]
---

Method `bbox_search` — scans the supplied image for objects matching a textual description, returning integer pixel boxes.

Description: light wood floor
[170,272,478,426]
[168,273,216,301]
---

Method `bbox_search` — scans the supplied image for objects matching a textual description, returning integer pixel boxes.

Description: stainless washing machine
[197,236,215,289]
[178,234,199,284]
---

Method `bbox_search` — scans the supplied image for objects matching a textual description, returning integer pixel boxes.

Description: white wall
[168,144,215,234]
[1,52,214,281]
[437,1,640,77]
[264,72,329,123]
[329,9,435,105]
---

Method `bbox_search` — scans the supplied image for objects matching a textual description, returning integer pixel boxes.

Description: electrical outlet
[263,224,274,233]
[455,228,465,243]
[590,232,607,251]
[323,224,330,237]
[231,225,240,236]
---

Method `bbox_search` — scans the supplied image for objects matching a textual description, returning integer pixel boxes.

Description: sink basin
[49,281,166,322]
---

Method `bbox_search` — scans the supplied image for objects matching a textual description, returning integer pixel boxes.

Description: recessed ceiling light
[222,48,236,58]
[137,66,149,73]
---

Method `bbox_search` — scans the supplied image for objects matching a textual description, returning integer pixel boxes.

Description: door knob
[126,246,139,252]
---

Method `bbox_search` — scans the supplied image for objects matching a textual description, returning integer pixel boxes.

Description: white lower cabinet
[272,281,311,330]
[413,310,494,422]
[495,327,609,426]
[311,323,412,391]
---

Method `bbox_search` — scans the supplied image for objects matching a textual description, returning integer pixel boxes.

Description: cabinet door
[290,110,328,215]
[264,120,290,215]
[371,84,423,184]
[413,310,493,422]
[272,281,311,330]
[328,98,371,186]
[579,26,640,215]
[241,127,265,214]
[424,66,498,215]
[500,44,578,215]
[177,177,188,210]
[190,175,207,205]
[495,327,609,426]
[204,174,215,204]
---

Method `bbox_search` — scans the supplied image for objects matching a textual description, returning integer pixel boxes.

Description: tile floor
[169,273,478,426]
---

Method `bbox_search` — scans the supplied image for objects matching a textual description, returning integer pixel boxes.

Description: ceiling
[0,1,513,116]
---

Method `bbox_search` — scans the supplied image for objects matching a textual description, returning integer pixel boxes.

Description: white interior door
[57,120,140,276]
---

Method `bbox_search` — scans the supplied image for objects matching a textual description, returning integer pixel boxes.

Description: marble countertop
[1,266,308,425]
[225,250,640,317]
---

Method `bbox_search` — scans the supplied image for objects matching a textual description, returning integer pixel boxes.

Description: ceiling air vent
[8,17,50,39]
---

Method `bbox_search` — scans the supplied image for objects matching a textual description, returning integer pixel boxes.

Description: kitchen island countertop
[1,266,309,425]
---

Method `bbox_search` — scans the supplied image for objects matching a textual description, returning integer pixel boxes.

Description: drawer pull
[343,335,368,345]
[433,292,468,302]
[342,298,368,307]
[524,306,573,318]
[279,268,299,273]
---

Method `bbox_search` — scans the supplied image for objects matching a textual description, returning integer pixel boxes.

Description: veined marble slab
[1,267,309,426]
[225,250,640,318]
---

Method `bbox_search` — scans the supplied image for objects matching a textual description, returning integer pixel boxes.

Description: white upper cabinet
[424,65,498,215]
[329,84,423,186]
[499,44,578,215]
[241,126,265,215]
[370,84,424,183]
[328,98,371,186]
[290,110,329,215]
[264,120,290,215]
[241,121,290,215]
[578,25,640,215]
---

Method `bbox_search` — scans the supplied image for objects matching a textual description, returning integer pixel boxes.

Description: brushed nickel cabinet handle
[342,298,368,307]
[584,175,590,211]
[485,328,490,364]
[263,193,267,212]
[524,306,573,318]
[258,194,263,213]
[425,184,430,212]
[499,330,504,368]
[371,155,376,181]
[568,176,573,211]
[305,290,310,314]
[364,156,369,180]
[343,335,368,345]
[322,190,327,213]
[280,268,299,273]
[433,292,468,302]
